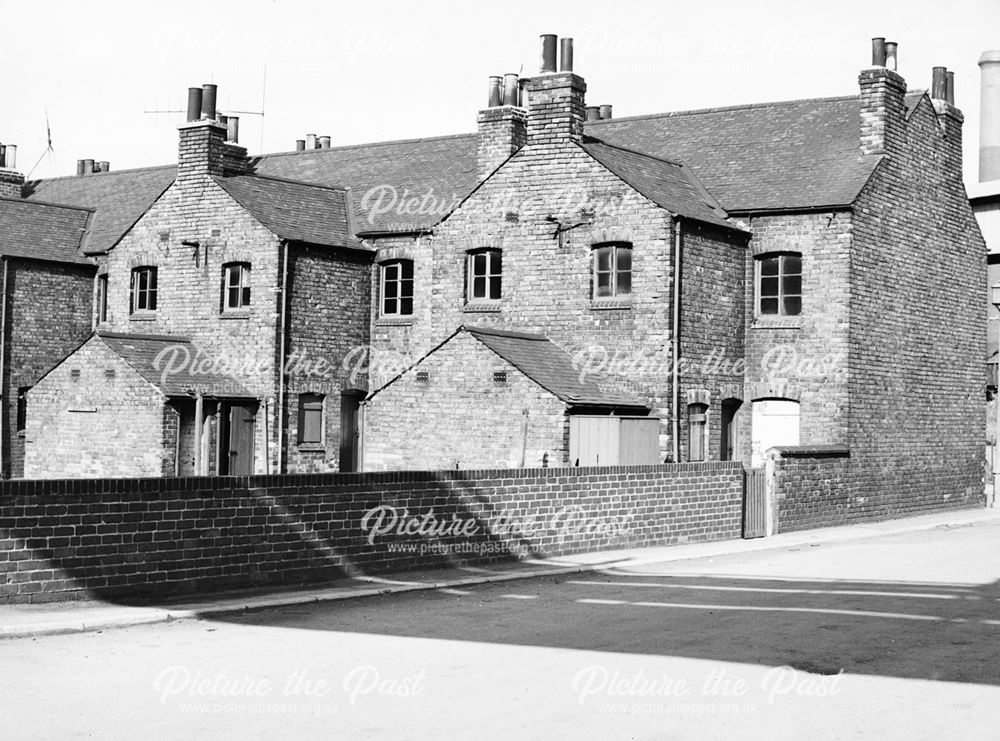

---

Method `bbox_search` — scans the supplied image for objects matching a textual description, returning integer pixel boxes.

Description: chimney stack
[0,142,23,198]
[859,37,907,156]
[980,50,1000,182]
[525,34,586,146]
[477,65,527,178]
[178,82,246,182]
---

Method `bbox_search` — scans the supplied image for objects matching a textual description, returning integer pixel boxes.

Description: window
[223,263,251,310]
[467,249,502,302]
[16,386,29,433]
[130,267,158,313]
[381,260,413,316]
[593,243,632,299]
[757,254,801,316]
[297,393,324,445]
[95,274,108,324]
[688,403,708,462]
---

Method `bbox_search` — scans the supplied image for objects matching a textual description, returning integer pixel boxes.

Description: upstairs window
[95,274,108,324]
[757,253,801,316]
[381,260,414,316]
[223,263,251,310]
[593,243,632,299]
[297,393,324,445]
[130,267,158,313]
[467,249,502,302]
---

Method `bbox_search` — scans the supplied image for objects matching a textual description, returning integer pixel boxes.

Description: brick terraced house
[2,35,987,521]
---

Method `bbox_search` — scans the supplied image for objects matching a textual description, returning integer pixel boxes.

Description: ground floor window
[298,393,324,445]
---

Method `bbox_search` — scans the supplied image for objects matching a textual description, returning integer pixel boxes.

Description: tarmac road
[2,517,999,740]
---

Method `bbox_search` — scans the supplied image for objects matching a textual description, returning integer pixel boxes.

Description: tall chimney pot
[945,71,955,105]
[201,83,218,120]
[2,144,15,170]
[599,104,613,120]
[586,106,601,122]
[871,37,886,67]
[980,50,1000,182]
[488,76,502,107]
[76,159,85,176]
[305,133,317,150]
[559,38,574,72]
[540,34,557,74]
[503,74,519,106]
[931,66,948,100]
[318,135,331,149]
[518,77,530,108]
[83,159,95,175]
[227,115,240,143]
[186,87,203,122]
[296,139,306,151]
[884,41,898,71]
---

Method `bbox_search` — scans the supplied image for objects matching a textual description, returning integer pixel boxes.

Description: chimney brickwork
[525,72,587,147]
[476,105,527,180]
[858,66,907,156]
[0,170,24,199]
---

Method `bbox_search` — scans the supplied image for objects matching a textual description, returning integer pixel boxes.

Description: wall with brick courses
[24,338,166,478]
[3,258,94,478]
[769,446,853,532]
[847,90,986,517]
[284,244,372,472]
[738,211,853,463]
[364,330,570,470]
[0,461,743,603]
[369,140,746,467]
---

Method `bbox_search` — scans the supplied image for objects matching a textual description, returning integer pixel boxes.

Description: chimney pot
[296,139,306,151]
[201,83,218,120]
[305,133,317,150]
[186,87,203,122]
[97,161,110,173]
[884,41,898,71]
[540,34,557,74]
[318,135,331,149]
[599,104,613,120]
[518,77,530,108]
[871,37,886,67]
[503,73,519,106]
[586,106,601,122]
[227,115,240,143]
[559,38,574,72]
[932,66,948,100]
[76,159,85,176]
[945,71,955,105]
[83,159,95,175]
[2,144,15,170]
[488,76,502,107]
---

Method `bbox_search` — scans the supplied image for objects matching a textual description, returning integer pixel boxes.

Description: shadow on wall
[213,569,1000,686]
[0,463,743,605]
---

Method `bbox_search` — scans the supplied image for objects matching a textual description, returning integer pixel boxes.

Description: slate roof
[96,332,255,398]
[581,140,738,230]
[213,175,365,250]
[249,134,479,234]
[0,198,93,265]
[464,326,647,408]
[23,166,175,255]
[586,95,883,212]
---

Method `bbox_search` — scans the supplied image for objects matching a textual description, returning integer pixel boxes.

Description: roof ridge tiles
[584,93,862,125]
[218,172,350,193]
[0,196,96,214]
[255,131,478,160]
[26,163,176,186]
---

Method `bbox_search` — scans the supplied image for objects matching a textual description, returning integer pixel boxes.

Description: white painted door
[751,399,800,468]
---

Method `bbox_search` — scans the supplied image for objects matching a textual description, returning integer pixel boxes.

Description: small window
[95,274,108,324]
[593,243,632,299]
[757,254,801,316]
[467,249,502,302]
[297,393,324,445]
[223,263,251,310]
[16,386,30,433]
[688,403,708,462]
[381,260,413,316]
[130,267,158,313]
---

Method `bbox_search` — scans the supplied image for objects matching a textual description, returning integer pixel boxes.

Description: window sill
[590,299,633,311]
[296,443,326,453]
[129,312,157,322]
[751,316,803,330]
[464,301,502,313]
[220,310,251,320]
[376,315,414,326]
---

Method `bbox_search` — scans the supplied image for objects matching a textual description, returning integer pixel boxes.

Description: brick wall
[0,461,744,603]
[769,445,853,532]
[364,330,569,470]
[24,338,166,478]
[3,258,94,478]
[285,244,371,472]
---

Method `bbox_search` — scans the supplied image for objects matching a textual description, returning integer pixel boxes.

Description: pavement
[3,506,999,639]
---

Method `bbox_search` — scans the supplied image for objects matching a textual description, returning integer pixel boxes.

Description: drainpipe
[262,397,270,475]
[671,218,682,463]
[520,409,530,467]
[193,391,204,474]
[0,257,7,478]
[276,241,290,474]
[357,400,366,471]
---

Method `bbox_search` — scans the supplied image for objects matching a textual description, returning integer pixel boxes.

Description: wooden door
[339,393,362,472]
[227,403,256,475]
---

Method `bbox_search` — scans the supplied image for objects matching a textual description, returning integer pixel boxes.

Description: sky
[4,0,999,184]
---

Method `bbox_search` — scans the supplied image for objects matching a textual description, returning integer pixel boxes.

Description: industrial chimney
[980,50,1000,183]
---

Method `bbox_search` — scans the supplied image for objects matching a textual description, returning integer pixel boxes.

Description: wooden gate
[743,468,768,538]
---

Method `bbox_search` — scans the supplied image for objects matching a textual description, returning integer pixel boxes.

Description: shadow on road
[208,570,1000,686]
